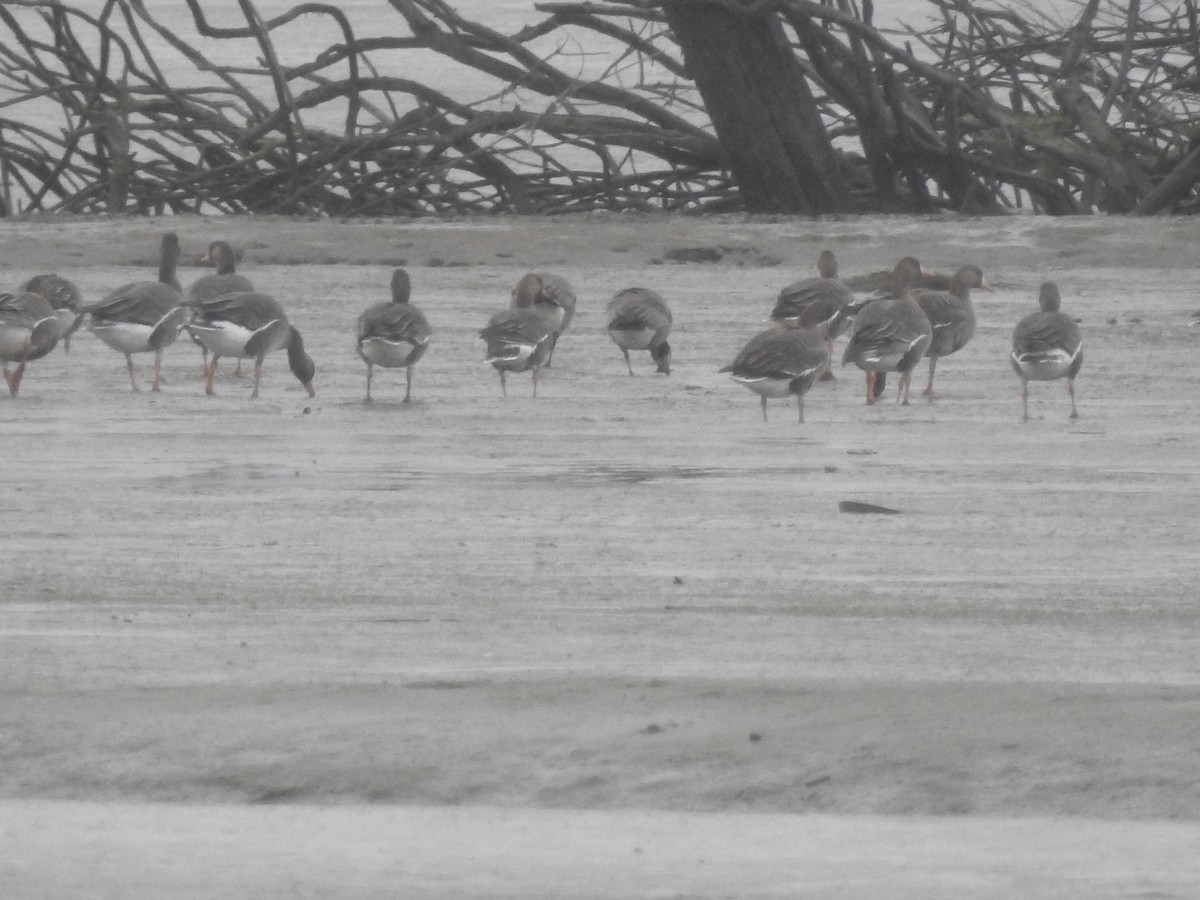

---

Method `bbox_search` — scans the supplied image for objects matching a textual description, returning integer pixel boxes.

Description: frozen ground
[3,212,1200,898]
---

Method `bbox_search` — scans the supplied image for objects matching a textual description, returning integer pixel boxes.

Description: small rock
[838,500,902,515]
[664,246,724,263]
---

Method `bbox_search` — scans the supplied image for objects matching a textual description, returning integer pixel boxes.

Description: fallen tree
[0,0,1197,215]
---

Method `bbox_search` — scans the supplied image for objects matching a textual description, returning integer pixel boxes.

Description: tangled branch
[0,0,1197,215]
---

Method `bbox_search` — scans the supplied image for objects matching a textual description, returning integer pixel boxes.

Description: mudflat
[3,212,1199,899]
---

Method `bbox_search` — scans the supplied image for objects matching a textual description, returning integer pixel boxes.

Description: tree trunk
[662,1,849,214]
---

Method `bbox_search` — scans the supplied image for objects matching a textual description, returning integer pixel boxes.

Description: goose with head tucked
[1,291,62,397]
[481,275,555,398]
[910,263,991,397]
[512,272,575,368]
[1011,281,1083,421]
[185,291,315,398]
[188,240,255,376]
[605,287,672,376]
[840,256,932,405]
[356,268,432,403]
[722,303,831,423]
[81,232,187,392]
[22,273,82,353]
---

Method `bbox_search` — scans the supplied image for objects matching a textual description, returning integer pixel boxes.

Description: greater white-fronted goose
[1011,281,1083,421]
[772,250,853,381]
[82,232,187,392]
[512,272,576,368]
[184,291,315,398]
[188,240,255,376]
[840,257,932,405]
[480,300,554,399]
[356,268,432,403]
[721,304,831,423]
[22,273,82,353]
[911,263,991,396]
[1,291,62,397]
[605,287,672,376]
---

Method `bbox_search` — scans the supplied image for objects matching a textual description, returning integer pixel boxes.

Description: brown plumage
[605,287,673,376]
[81,233,186,392]
[840,257,932,405]
[910,263,991,397]
[771,249,853,379]
[722,304,831,423]
[188,240,255,376]
[22,273,82,353]
[1,291,61,397]
[184,291,315,399]
[356,268,433,402]
[1011,281,1083,421]
[481,283,555,398]
[512,272,575,368]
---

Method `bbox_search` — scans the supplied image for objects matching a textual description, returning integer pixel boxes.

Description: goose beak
[303,382,316,398]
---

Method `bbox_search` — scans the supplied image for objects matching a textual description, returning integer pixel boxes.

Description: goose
[605,287,672,375]
[513,272,575,368]
[477,277,552,400]
[188,240,255,376]
[1011,281,1083,421]
[82,232,186,392]
[356,268,432,402]
[840,257,932,405]
[22,273,82,353]
[842,256,931,400]
[185,291,315,398]
[722,304,831,423]
[480,301,554,399]
[771,250,853,376]
[1,291,62,397]
[910,263,991,396]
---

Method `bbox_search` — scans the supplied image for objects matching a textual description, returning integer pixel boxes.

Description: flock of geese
[2,233,1082,422]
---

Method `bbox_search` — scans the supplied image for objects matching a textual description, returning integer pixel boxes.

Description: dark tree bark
[662,1,850,213]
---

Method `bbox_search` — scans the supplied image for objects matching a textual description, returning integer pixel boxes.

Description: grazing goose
[840,257,932,405]
[722,304,831,423]
[512,272,576,368]
[1,291,62,397]
[188,240,255,376]
[1011,281,1083,421]
[480,296,554,399]
[82,232,187,392]
[911,263,991,397]
[605,287,672,376]
[356,268,432,402]
[185,291,315,398]
[22,274,82,353]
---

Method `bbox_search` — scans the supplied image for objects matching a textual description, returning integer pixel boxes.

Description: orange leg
[125,353,141,392]
[205,356,220,395]
[151,351,164,392]
[922,356,938,397]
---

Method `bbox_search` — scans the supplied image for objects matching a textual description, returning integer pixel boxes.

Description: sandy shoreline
[4,212,1200,896]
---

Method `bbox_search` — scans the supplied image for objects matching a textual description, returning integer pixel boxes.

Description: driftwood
[0,0,1198,215]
